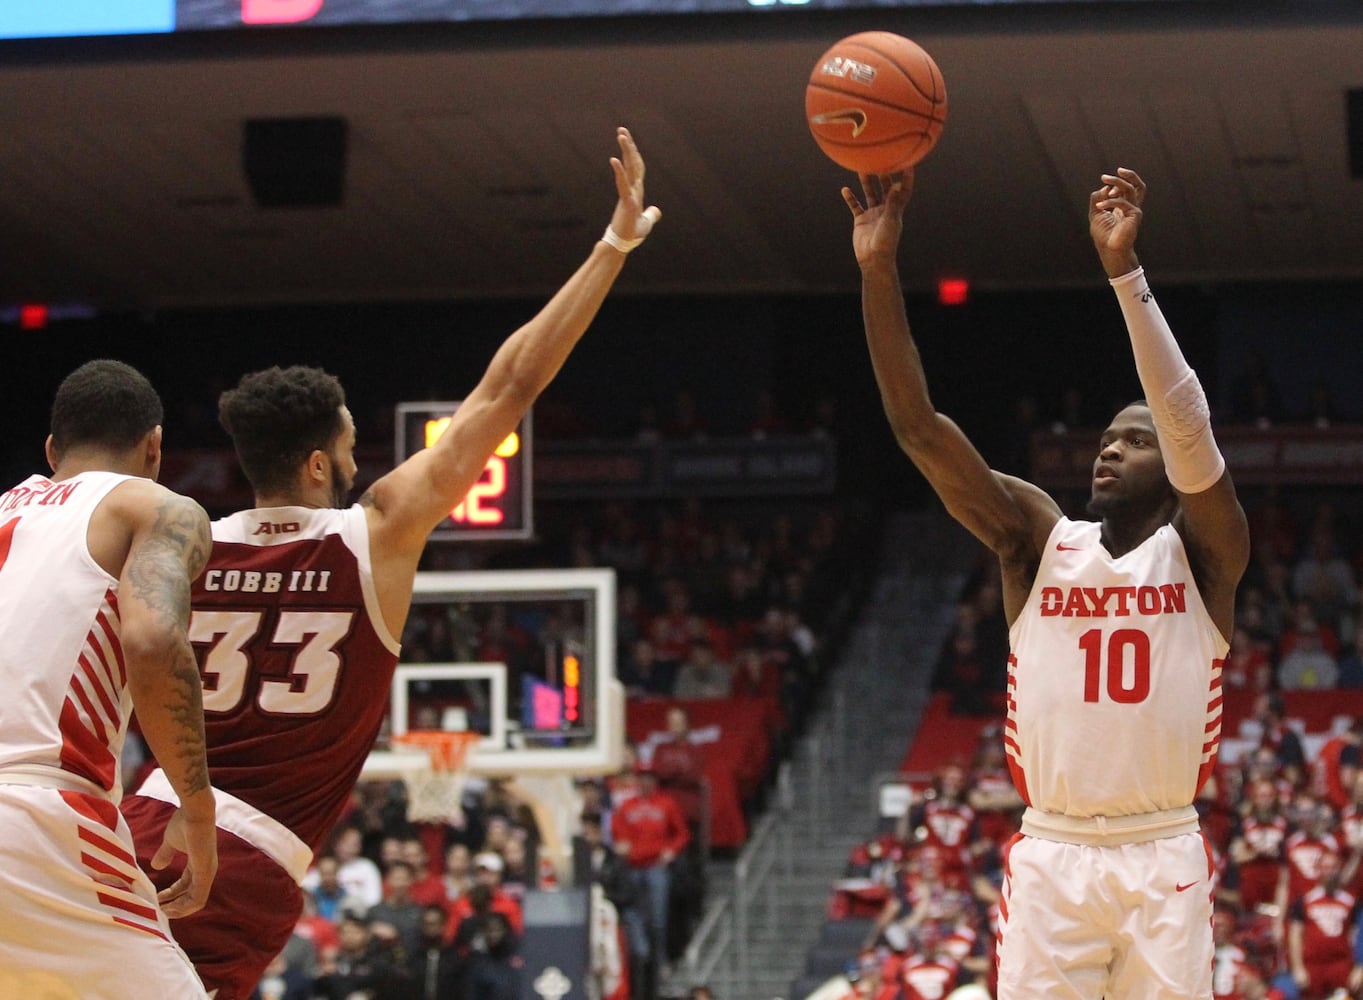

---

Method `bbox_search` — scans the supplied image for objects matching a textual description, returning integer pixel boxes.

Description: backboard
[361,567,624,780]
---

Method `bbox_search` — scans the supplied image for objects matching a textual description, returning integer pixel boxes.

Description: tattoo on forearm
[126,494,211,629]
[125,492,213,797]
[166,646,210,796]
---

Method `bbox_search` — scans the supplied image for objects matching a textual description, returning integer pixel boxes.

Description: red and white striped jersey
[0,472,137,795]
[190,505,401,854]
[1006,517,1227,817]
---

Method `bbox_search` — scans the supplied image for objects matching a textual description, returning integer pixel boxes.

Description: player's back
[0,472,135,794]
[189,505,400,853]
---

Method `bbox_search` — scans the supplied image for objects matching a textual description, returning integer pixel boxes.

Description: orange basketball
[805,31,948,175]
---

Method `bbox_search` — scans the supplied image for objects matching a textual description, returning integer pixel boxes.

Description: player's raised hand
[153,805,219,918]
[1089,167,1146,278]
[843,170,915,269]
[605,126,662,248]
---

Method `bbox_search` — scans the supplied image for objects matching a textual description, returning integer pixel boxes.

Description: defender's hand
[605,127,662,248]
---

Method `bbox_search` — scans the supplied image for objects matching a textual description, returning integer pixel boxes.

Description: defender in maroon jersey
[121,127,662,1000]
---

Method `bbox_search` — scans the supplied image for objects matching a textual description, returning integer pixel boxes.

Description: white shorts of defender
[0,784,208,1000]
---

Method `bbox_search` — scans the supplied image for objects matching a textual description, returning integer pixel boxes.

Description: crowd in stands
[808,484,1363,1000]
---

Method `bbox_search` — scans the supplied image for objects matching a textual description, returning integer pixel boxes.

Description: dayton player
[846,164,1248,1000]
[120,126,661,1000]
[0,360,216,998]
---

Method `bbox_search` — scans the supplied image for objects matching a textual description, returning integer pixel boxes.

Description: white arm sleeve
[1109,267,1226,494]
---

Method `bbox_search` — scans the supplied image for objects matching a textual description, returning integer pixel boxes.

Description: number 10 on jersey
[396,402,534,542]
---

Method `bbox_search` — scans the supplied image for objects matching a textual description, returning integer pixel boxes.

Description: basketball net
[390,730,479,824]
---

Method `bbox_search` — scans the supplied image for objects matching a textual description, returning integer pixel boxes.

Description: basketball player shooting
[120,126,661,1000]
[845,167,1249,999]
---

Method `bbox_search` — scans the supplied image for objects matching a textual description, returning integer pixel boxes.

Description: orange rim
[391,730,480,772]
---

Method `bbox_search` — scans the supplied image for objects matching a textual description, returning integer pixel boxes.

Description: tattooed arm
[113,482,218,918]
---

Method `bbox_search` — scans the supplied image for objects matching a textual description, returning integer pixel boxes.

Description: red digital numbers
[564,654,581,723]
[452,456,507,525]
[407,406,531,541]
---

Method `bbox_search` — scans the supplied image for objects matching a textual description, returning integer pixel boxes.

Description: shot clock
[395,402,533,541]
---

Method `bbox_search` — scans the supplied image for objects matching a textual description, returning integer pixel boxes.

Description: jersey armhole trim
[343,506,401,657]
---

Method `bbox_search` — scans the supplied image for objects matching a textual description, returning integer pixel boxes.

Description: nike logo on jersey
[1055,543,1084,551]
[1175,881,1198,892]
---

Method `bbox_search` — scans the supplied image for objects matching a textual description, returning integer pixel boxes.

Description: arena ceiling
[1,2,1361,311]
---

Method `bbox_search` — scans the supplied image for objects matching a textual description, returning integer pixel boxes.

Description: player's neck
[253,484,332,510]
[50,449,149,482]
[1099,502,1176,558]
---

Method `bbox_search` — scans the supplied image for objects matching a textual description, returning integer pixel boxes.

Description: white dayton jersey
[1005,516,1226,818]
[0,473,136,794]
[0,472,207,998]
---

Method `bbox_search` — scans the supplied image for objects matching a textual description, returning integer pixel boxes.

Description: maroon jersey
[187,505,401,853]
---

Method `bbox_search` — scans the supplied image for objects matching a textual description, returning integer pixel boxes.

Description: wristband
[601,226,646,253]
[599,206,662,254]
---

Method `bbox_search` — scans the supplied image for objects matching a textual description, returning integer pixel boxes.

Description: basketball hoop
[390,730,480,824]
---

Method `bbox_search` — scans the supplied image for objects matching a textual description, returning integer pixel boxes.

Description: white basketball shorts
[0,784,208,1000]
[996,831,1214,1000]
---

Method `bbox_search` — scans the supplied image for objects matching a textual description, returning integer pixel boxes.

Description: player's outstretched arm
[364,126,662,559]
[113,482,218,918]
[846,171,1056,563]
[1091,169,1249,631]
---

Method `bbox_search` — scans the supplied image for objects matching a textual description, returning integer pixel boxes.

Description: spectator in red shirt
[730,646,782,701]
[651,706,708,837]
[399,836,449,909]
[294,893,341,964]
[443,853,523,946]
[1283,799,1342,904]
[897,922,961,1000]
[611,762,690,981]
[1229,778,1290,914]
[1223,624,1273,694]
[1287,850,1363,1000]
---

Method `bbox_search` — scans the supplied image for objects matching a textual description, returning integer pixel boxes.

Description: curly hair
[218,365,346,496]
[50,359,164,457]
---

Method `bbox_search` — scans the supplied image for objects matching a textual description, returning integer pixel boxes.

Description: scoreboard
[395,402,533,542]
[1,0,1166,39]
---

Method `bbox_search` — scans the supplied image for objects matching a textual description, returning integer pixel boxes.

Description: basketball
[805,31,948,175]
